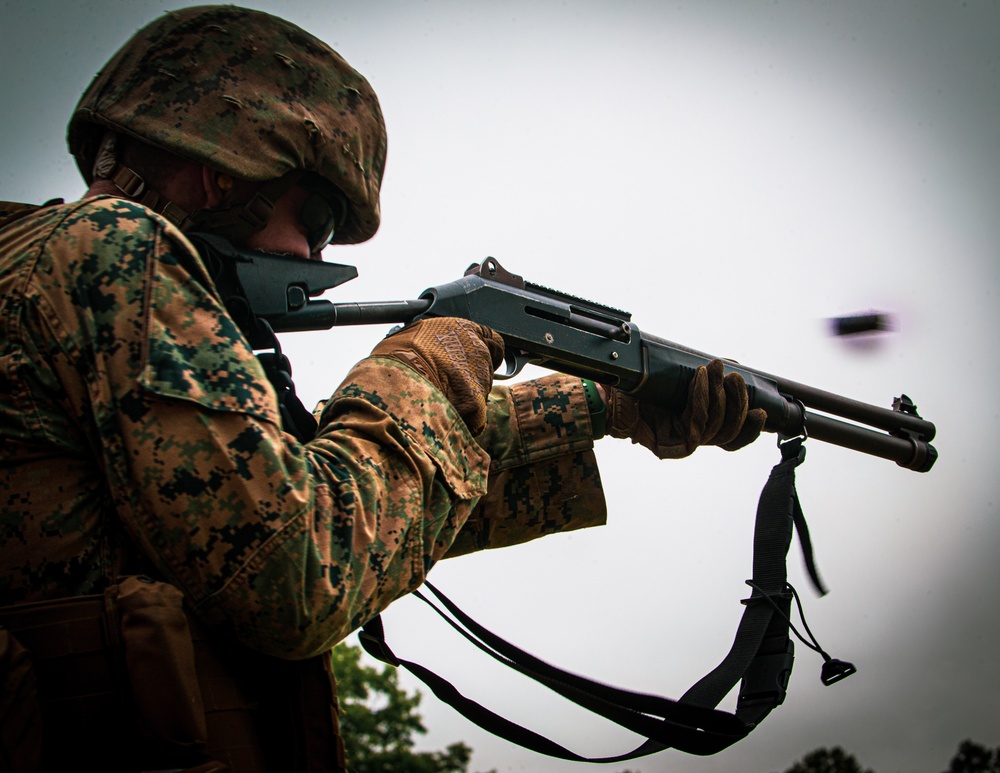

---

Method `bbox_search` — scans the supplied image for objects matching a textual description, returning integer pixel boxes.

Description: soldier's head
[68,5,387,259]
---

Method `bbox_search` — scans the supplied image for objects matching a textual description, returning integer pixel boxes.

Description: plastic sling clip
[737,639,796,709]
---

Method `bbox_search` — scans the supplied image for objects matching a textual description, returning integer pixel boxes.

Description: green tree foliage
[779,739,1000,773]
[331,642,476,773]
[943,739,1000,773]
[778,746,875,773]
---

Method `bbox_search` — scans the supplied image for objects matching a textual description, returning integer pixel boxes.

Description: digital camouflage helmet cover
[68,5,387,245]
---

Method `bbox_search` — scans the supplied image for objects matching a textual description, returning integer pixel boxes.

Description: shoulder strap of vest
[0,200,50,230]
[1,199,71,234]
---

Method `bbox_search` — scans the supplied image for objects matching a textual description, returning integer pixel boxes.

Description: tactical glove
[606,359,767,459]
[370,317,505,435]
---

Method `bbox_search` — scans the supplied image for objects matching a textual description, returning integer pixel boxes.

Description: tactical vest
[0,576,346,773]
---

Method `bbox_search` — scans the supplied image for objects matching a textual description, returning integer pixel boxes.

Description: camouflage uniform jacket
[0,197,607,659]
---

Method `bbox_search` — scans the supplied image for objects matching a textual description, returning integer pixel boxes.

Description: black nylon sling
[360,435,850,763]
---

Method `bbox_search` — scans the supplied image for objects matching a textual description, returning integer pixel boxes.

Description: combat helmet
[68,5,387,245]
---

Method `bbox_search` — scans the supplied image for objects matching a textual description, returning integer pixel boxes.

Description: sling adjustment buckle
[738,640,795,708]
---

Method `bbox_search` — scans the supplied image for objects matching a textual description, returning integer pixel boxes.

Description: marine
[0,6,763,771]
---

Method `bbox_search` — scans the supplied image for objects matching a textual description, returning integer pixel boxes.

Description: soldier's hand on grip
[371,318,505,435]
[606,359,766,459]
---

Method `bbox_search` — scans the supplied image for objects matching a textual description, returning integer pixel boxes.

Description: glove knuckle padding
[370,318,504,435]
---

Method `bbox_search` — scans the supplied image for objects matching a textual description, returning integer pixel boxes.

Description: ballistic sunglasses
[299,173,349,253]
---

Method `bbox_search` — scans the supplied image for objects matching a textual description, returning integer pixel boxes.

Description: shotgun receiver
[192,234,937,472]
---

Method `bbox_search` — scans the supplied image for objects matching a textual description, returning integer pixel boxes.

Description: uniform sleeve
[32,199,493,659]
[444,374,607,557]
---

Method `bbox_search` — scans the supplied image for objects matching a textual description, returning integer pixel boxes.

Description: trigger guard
[495,350,533,380]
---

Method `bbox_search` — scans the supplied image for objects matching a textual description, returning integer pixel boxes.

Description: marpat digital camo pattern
[68,5,387,245]
[0,199,606,659]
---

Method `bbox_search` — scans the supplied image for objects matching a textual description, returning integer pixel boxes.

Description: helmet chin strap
[183,176,295,244]
[92,131,299,244]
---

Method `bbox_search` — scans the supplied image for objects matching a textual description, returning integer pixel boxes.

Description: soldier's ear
[201,166,233,208]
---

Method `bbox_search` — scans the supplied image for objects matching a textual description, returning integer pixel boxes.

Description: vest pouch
[0,593,129,771]
[1,579,341,772]
[107,576,209,763]
[0,627,44,773]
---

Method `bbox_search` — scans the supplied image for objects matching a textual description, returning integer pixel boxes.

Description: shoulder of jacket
[50,197,203,258]
[2,196,170,234]
[63,195,167,228]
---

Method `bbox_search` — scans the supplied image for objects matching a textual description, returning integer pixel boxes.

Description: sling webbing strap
[360,436,841,763]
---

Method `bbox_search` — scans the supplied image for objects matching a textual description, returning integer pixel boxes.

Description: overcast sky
[4,2,999,772]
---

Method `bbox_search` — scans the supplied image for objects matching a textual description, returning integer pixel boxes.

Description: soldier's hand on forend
[605,359,766,459]
[370,317,505,436]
